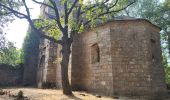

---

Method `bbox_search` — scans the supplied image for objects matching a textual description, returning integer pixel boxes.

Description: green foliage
[0,0,22,31]
[34,19,61,40]
[0,42,23,66]
[67,0,135,33]
[0,0,23,66]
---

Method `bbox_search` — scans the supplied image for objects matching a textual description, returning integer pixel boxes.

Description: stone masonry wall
[72,20,167,98]
[23,27,40,86]
[37,38,71,89]
[147,23,167,98]
[72,25,114,96]
[45,41,57,83]
[110,20,152,96]
[110,20,167,98]
[0,64,23,86]
[55,44,62,88]
[37,39,49,88]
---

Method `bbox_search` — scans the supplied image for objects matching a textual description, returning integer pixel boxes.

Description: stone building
[71,18,167,98]
[36,39,63,88]
[33,0,167,99]
[36,17,167,99]
[36,0,72,88]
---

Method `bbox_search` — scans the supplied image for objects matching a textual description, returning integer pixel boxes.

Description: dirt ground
[0,87,115,100]
[0,87,170,100]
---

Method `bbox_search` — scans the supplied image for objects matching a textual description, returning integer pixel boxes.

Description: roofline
[107,18,161,30]
[82,18,161,34]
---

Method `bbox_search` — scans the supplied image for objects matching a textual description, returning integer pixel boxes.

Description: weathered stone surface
[72,19,167,99]
[0,64,23,86]
[37,39,71,88]
[35,18,167,99]
[22,26,40,86]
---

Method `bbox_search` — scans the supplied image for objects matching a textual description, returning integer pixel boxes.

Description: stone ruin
[29,18,167,99]
[0,16,167,99]
[22,0,168,99]
[72,19,167,99]
[0,1,166,99]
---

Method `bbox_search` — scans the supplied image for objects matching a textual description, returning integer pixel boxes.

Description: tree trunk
[60,36,72,95]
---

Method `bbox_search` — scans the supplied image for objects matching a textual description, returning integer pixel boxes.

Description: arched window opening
[91,43,100,64]
[39,55,45,68]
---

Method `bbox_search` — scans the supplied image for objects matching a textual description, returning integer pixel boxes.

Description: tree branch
[32,0,54,9]
[0,0,62,45]
[64,1,68,30]
[68,0,78,15]
[80,0,110,15]
[22,0,30,18]
[39,32,63,44]
[49,0,64,32]
[84,0,136,26]
[0,3,28,19]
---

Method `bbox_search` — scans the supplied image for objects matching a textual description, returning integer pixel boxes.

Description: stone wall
[45,42,58,84]
[37,39,48,88]
[110,20,167,98]
[0,64,23,86]
[23,26,40,86]
[72,24,114,95]
[37,39,67,89]
[72,19,167,99]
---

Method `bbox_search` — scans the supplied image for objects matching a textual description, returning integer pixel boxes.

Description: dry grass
[0,87,114,100]
[1,87,170,100]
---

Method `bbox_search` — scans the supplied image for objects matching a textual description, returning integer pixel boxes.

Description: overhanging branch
[84,0,136,26]
[0,3,28,19]
[32,0,54,9]
[68,0,78,15]
[49,0,64,33]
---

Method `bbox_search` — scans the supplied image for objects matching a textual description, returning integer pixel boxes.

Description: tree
[0,0,22,30]
[0,41,22,66]
[0,0,22,63]
[0,0,136,95]
[0,31,7,53]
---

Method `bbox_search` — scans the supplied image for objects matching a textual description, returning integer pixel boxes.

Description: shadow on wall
[0,64,24,86]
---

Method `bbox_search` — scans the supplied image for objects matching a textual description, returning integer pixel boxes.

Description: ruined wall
[37,0,72,89]
[37,39,65,89]
[0,64,23,86]
[37,39,48,88]
[45,42,57,84]
[55,45,62,88]
[72,20,167,98]
[23,26,40,86]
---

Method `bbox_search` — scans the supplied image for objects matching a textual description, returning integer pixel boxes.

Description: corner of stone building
[146,21,168,99]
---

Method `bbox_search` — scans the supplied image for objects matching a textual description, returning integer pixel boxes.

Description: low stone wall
[0,64,23,86]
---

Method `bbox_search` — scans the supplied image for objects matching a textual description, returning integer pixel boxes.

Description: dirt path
[0,87,114,100]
